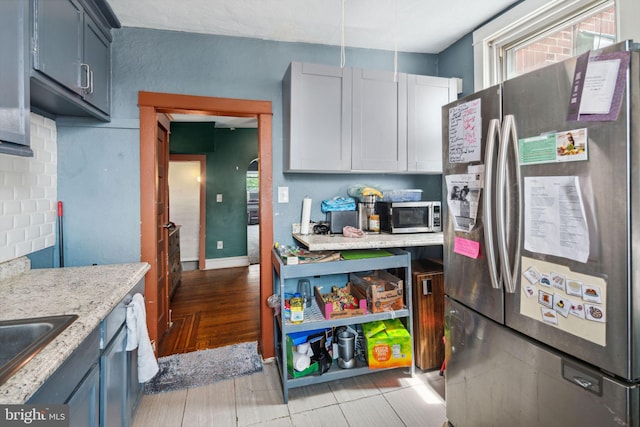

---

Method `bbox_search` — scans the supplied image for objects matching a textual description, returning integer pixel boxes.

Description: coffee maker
[357,195,378,232]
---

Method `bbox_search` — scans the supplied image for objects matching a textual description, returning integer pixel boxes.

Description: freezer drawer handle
[562,360,602,395]
[572,376,593,389]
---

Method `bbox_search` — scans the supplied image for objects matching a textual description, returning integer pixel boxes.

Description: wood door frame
[168,154,207,270]
[139,91,274,358]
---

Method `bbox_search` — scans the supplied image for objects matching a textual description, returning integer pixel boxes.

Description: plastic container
[382,189,423,202]
[368,214,380,233]
[290,293,304,324]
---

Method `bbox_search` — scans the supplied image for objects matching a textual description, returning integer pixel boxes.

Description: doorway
[168,155,206,271]
[139,91,274,359]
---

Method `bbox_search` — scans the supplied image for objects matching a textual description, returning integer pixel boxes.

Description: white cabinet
[283,62,352,172]
[351,68,407,171]
[283,62,457,173]
[407,74,458,173]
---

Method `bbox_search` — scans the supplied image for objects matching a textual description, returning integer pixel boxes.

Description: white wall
[0,113,57,263]
[169,161,200,262]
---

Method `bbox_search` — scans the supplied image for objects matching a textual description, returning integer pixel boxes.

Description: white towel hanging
[126,293,159,383]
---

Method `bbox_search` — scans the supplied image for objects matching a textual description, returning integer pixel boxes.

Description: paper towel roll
[293,352,311,371]
[300,197,312,235]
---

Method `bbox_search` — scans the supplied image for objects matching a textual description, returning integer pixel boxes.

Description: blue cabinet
[28,278,145,427]
[100,325,127,427]
[0,0,32,156]
[100,278,144,427]
[30,0,117,121]
[68,363,100,427]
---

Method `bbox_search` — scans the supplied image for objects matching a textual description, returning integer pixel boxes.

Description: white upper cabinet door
[351,68,407,172]
[283,62,352,172]
[407,75,457,173]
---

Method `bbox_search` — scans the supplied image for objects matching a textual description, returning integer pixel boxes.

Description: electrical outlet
[217,241,223,249]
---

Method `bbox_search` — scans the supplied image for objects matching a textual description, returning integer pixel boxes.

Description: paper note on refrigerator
[524,176,589,263]
[448,99,482,164]
[579,58,620,115]
[445,173,482,233]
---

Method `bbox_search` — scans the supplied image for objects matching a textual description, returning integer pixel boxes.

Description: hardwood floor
[158,264,261,357]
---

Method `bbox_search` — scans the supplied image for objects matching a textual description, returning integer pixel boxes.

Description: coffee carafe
[337,330,356,368]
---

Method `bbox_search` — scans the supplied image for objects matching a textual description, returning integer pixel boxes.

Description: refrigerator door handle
[483,118,502,289]
[497,115,522,294]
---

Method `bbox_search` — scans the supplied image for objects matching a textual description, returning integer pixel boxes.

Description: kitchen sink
[0,314,78,386]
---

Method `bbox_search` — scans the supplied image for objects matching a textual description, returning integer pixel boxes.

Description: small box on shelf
[350,270,404,313]
[314,284,367,319]
[286,334,318,378]
[362,318,412,369]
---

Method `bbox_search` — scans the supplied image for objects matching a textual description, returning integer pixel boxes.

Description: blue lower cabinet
[68,363,100,427]
[126,347,142,425]
[100,324,127,427]
[28,279,145,427]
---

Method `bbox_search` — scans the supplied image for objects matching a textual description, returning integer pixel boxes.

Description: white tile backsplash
[0,113,57,263]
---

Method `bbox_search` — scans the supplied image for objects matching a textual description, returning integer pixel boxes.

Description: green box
[286,334,318,378]
[362,318,412,369]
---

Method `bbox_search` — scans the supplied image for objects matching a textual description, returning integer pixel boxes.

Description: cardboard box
[350,270,404,313]
[314,284,367,319]
[362,319,413,369]
[286,334,318,378]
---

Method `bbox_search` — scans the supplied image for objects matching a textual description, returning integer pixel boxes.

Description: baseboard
[205,256,249,270]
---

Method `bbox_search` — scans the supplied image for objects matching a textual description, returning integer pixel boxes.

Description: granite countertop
[0,260,150,404]
[293,231,444,251]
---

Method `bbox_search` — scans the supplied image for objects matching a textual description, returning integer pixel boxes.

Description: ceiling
[106,0,517,53]
[106,0,518,127]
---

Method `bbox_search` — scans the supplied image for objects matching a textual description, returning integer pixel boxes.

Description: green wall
[169,122,258,259]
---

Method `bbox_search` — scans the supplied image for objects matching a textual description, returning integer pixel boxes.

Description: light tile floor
[133,360,447,427]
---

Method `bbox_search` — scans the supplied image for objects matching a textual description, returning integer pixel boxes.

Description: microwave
[376,201,441,233]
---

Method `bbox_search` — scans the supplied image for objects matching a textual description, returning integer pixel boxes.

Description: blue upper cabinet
[30,0,119,120]
[0,0,32,156]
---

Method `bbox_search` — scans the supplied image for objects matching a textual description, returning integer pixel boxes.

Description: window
[505,4,615,79]
[473,0,638,89]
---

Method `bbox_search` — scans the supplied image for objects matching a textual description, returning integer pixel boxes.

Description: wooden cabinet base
[411,260,444,371]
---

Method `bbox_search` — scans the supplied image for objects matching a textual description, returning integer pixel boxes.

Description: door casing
[139,91,274,358]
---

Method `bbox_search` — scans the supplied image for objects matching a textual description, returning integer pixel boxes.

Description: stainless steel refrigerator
[442,40,639,426]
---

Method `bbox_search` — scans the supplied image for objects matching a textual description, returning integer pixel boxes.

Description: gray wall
[55,29,454,266]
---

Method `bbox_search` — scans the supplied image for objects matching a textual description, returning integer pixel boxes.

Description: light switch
[216,194,222,203]
[278,186,289,203]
